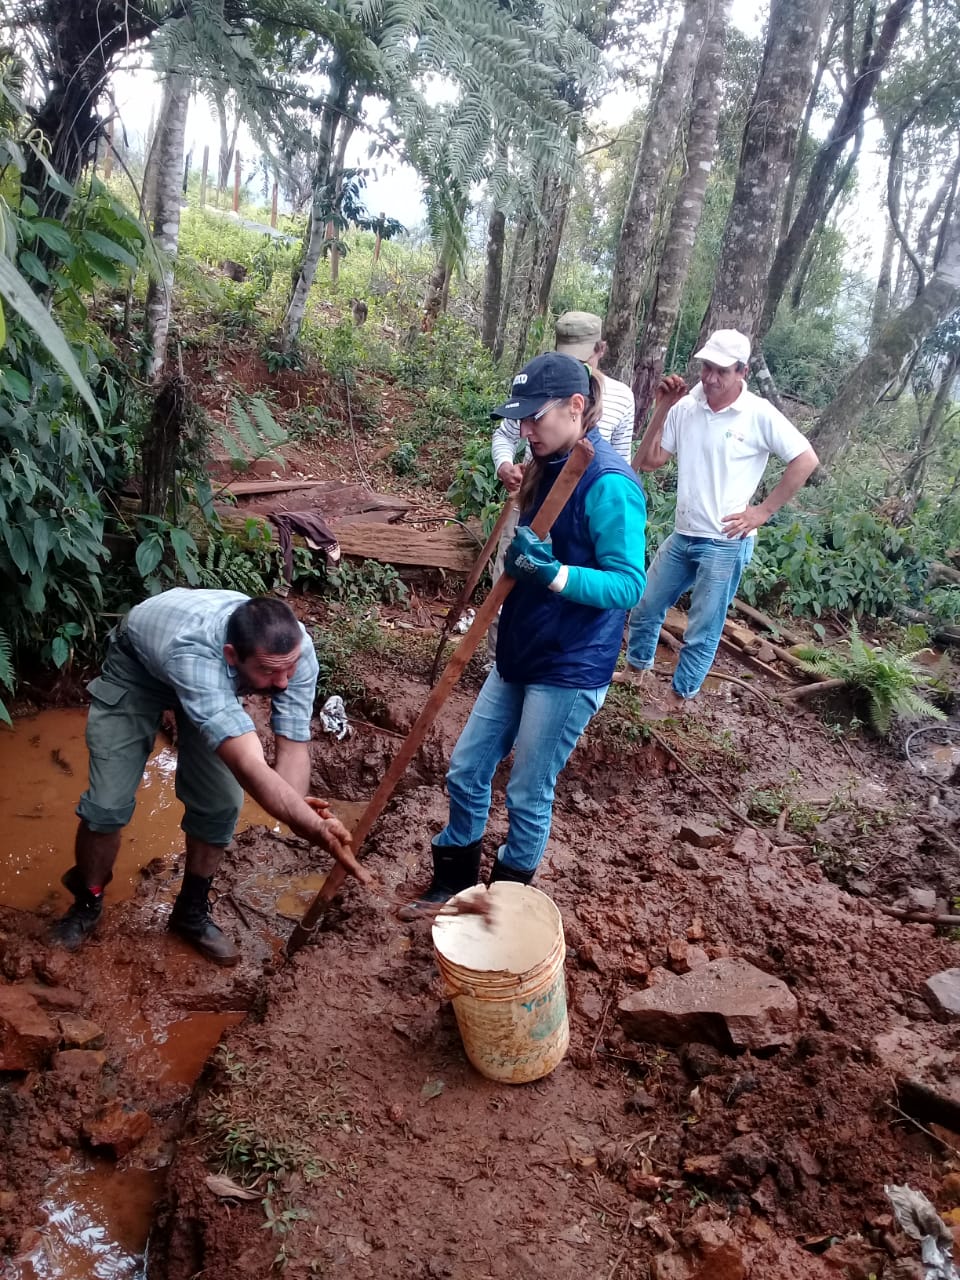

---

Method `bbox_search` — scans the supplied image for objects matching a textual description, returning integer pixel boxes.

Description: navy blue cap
[491,352,590,420]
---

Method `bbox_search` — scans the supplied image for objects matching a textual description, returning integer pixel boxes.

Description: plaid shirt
[124,589,318,750]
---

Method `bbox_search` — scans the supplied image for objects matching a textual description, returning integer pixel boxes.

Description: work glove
[505,526,567,592]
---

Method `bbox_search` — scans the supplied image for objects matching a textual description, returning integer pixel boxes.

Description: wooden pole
[429,498,515,684]
[200,145,209,208]
[286,439,596,957]
[326,220,339,286]
[233,151,241,211]
[373,212,385,263]
[270,179,279,229]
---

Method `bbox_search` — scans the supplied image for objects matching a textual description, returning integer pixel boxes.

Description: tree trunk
[512,174,554,369]
[809,201,960,469]
[692,0,831,356]
[779,9,841,242]
[22,2,156,218]
[900,347,960,498]
[280,68,348,351]
[494,214,529,362]
[537,175,573,316]
[143,73,190,383]
[422,196,467,332]
[871,215,897,344]
[216,95,240,192]
[604,0,712,379]
[789,121,863,310]
[141,375,187,519]
[632,0,730,424]
[757,0,913,345]
[481,207,507,350]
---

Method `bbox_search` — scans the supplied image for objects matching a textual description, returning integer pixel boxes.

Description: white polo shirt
[661,383,811,537]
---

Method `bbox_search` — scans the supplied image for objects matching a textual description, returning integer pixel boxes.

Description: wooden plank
[331,521,478,572]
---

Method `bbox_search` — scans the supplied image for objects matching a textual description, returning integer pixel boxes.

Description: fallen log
[780,677,848,701]
[715,634,791,682]
[876,904,960,927]
[731,598,802,646]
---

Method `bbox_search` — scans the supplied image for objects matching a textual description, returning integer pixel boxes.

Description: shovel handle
[286,437,595,957]
[428,497,516,685]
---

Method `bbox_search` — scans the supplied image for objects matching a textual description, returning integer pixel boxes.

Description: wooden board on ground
[331,521,479,573]
[224,480,411,522]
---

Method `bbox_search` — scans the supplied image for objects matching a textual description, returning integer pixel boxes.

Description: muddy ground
[4,625,960,1280]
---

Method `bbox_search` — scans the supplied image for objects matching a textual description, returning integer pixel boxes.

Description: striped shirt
[491,372,636,470]
[124,588,318,750]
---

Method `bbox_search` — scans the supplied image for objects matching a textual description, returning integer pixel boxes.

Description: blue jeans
[625,532,754,698]
[436,671,607,875]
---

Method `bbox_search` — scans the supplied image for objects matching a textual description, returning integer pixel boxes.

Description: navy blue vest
[496,428,645,688]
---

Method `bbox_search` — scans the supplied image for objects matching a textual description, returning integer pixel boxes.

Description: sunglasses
[524,399,562,423]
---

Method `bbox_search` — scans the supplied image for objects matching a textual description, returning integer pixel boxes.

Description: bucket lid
[432,882,562,974]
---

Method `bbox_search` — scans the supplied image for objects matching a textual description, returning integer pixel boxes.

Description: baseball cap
[694,329,751,367]
[491,352,590,420]
[555,311,603,361]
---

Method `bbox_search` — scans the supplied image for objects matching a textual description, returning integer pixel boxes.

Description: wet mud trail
[3,670,960,1279]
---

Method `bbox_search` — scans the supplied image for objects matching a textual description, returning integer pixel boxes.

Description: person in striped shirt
[487,312,636,659]
[51,590,369,964]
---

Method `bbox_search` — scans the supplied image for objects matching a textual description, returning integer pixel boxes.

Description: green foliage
[221,396,289,471]
[0,624,13,725]
[447,434,500,525]
[793,618,946,734]
[0,167,145,680]
[312,615,386,703]
[388,440,418,475]
[196,526,282,595]
[320,559,408,609]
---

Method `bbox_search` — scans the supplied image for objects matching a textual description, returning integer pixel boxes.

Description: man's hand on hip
[721,505,769,538]
[497,461,524,494]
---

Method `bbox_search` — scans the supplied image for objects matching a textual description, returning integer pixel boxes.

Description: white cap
[694,329,751,367]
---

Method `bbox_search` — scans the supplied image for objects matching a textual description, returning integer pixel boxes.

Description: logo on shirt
[725,429,747,443]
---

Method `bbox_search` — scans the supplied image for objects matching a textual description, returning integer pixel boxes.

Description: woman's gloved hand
[505,526,566,591]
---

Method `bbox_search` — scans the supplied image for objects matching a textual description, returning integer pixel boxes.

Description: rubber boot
[49,866,107,951]
[168,872,240,967]
[489,857,535,887]
[398,839,482,922]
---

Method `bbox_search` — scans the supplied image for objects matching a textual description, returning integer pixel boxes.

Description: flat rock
[873,1024,960,1128]
[19,982,83,1012]
[731,829,772,860]
[677,821,725,850]
[651,1221,745,1280]
[619,958,799,1052]
[0,985,59,1070]
[925,969,960,1018]
[51,1049,107,1084]
[58,1014,106,1050]
[83,1103,151,1157]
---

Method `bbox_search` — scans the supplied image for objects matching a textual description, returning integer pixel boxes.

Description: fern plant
[793,618,946,734]
[0,624,13,726]
[220,396,289,472]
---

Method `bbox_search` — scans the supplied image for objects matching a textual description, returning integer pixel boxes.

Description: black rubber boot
[488,857,535,887]
[168,873,240,967]
[49,866,105,951]
[398,840,482,922]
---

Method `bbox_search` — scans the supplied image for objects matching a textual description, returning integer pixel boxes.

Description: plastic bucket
[432,881,569,1084]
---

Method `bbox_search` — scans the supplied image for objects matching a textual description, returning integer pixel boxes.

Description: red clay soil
[131,665,960,1280]
[3,641,960,1278]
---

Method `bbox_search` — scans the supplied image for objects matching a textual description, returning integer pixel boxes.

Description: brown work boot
[168,874,239,966]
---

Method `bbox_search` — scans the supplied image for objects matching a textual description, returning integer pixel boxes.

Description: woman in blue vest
[401,352,647,918]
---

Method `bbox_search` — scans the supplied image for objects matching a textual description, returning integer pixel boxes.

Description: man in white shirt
[616,329,818,709]
[487,311,636,658]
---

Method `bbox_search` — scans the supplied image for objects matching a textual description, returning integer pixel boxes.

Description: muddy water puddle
[9,1165,162,1280]
[0,708,285,912]
[0,711,370,1279]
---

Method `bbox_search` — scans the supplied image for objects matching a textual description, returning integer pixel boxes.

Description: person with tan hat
[487,312,636,659]
[615,329,818,710]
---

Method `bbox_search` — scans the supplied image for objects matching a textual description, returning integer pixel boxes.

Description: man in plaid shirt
[52,589,369,964]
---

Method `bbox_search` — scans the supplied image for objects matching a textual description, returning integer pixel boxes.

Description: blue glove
[505,526,563,589]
